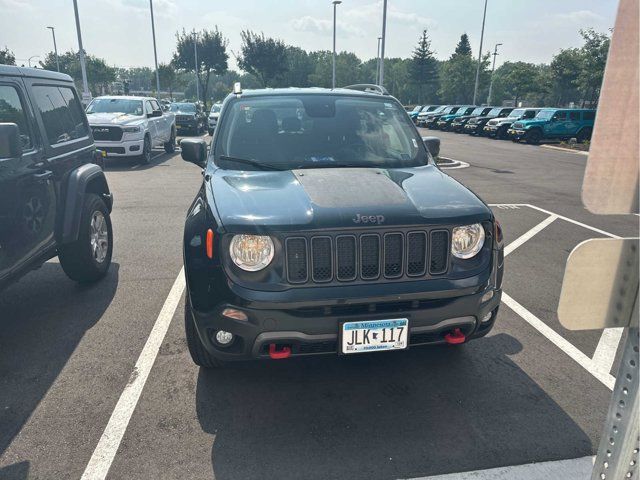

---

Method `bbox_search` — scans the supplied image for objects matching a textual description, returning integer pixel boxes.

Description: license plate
[341,318,408,354]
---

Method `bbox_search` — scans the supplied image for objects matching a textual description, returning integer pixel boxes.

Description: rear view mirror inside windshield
[302,97,336,118]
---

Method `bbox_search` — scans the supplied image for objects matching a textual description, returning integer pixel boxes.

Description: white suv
[86,96,176,164]
[208,103,222,135]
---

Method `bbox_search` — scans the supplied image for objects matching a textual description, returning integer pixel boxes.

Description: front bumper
[464,124,479,133]
[484,125,499,136]
[95,138,145,157]
[508,128,526,140]
[176,120,198,131]
[188,285,502,361]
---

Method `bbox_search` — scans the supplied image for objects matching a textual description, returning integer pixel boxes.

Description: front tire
[139,135,152,164]
[164,128,176,153]
[59,194,112,283]
[185,296,224,368]
[576,127,592,143]
[497,125,509,140]
[525,129,542,145]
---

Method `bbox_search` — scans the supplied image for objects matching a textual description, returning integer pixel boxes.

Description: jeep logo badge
[353,214,385,224]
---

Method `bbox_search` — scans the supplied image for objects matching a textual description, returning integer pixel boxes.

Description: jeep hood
[209,166,490,232]
[87,112,145,126]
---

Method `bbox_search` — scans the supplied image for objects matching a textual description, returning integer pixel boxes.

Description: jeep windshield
[170,103,197,113]
[486,108,503,116]
[86,98,143,116]
[507,108,526,119]
[214,94,429,171]
[535,109,555,120]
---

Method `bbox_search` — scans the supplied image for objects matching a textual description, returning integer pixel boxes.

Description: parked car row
[409,104,596,144]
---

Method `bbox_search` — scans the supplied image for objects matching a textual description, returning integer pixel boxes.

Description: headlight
[229,235,274,271]
[451,223,485,259]
[122,126,141,133]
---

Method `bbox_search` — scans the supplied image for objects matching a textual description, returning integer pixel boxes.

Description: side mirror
[181,138,207,167]
[151,110,163,118]
[422,136,440,159]
[0,123,23,159]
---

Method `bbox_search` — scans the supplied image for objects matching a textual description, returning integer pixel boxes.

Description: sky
[1,0,619,71]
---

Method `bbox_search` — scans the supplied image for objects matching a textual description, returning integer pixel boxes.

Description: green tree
[549,48,582,106]
[576,28,610,106]
[438,34,480,104]
[237,30,288,87]
[492,61,541,106]
[153,63,176,97]
[281,46,314,87]
[454,33,473,57]
[40,51,115,95]
[0,46,16,65]
[172,28,228,108]
[409,30,439,103]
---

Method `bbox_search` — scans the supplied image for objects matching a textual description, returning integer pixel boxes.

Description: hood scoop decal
[293,168,407,208]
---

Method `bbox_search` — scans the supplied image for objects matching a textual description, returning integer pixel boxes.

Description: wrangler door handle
[32,170,53,183]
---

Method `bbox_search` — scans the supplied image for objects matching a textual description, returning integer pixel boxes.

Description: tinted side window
[524,110,536,119]
[32,85,89,146]
[583,111,596,120]
[554,111,567,121]
[0,85,33,150]
[569,111,580,121]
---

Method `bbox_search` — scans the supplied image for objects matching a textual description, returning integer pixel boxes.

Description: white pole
[487,43,502,105]
[332,1,341,89]
[379,0,388,86]
[376,36,382,85]
[72,0,91,102]
[149,0,161,97]
[193,32,199,102]
[47,27,60,72]
[472,0,488,105]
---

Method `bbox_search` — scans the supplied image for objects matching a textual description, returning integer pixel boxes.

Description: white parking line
[503,215,558,257]
[406,455,594,480]
[502,292,615,390]
[81,268,186,480]
[592,327,624,373]
[522,204,621,239]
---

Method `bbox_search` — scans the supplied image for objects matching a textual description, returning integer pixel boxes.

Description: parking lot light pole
[379,0,388,86]
[46,27,60,72]
[193,32,200,103]
[332,1,341,89]
[27,55,40,68]
[72,0,91,103]
[487,42,502,105]
[149,0,161,98]
[375,36,382,85]
[472,0,488,105]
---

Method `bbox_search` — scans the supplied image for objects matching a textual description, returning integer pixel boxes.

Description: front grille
[285,238,308,283]
[512,122,524,129]
[91,126,123,141]
[176,115,193,122]
[284,229,450,285]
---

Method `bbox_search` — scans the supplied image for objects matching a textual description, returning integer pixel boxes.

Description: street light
[331,0,341,89]
[375,36,382,85]
[27,55,40,68]
[72,0,91,104]
[472,0,488,105]
[193,32,200,103]
[149,0,161,97]
[46,27,60,72]
[379,0,388,86]
[487,43,502,105]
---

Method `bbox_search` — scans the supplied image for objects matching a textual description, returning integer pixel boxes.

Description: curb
[540,144,589,156]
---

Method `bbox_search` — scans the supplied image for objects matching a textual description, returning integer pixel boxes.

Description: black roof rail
[342,84,390,95]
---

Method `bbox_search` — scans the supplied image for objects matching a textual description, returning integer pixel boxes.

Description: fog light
[215,330,234,345]
[221,308,248,321]
[482,312,493,323]
[481,290,494,303]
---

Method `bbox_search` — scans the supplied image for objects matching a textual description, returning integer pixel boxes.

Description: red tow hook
[269,343,291,359]
[444,328,466,345]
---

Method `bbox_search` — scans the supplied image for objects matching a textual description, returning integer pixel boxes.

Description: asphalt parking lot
[1,130,637,480]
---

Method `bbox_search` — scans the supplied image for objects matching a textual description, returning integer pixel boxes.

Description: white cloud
[290,16,365,37]
[0,0,33,10]
[551,10,605,25]
[344,1,435,28]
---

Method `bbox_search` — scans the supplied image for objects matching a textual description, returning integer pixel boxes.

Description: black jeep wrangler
[0,66,113,292]
[180,85,503,367]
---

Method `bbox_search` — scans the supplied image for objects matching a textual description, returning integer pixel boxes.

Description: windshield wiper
[218,155,282,171]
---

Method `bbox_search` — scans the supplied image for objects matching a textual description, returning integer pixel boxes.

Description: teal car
[508,108,596,144]
[436,106,476,131]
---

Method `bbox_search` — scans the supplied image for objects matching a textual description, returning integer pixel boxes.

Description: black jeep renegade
[0,66,113,292]
[180,85,503,367]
